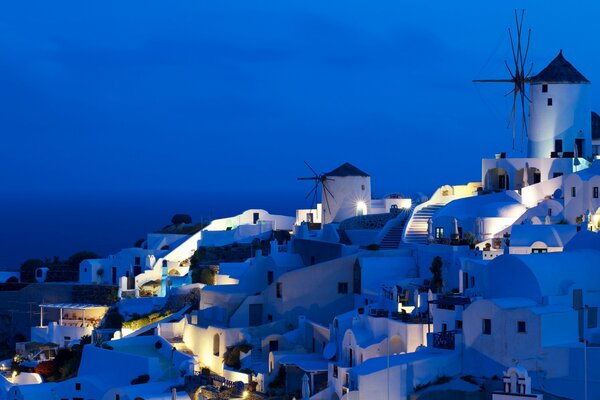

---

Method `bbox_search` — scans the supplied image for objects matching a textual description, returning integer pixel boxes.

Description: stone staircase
[402,204,445,244]
[250,338,263,365]
[379,215,409,249]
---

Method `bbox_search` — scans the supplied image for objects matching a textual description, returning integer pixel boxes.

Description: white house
[563,160,600,225]
[508,224,578,254]
[200,209,294,247]
[30,303,108,347]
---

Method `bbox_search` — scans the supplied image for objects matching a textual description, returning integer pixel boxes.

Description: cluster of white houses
[2,51,600,400]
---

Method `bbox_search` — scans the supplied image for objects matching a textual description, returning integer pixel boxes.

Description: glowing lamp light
[356,201,367,216]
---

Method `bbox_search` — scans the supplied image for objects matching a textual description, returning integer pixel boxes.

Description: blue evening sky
[1,1,599,267]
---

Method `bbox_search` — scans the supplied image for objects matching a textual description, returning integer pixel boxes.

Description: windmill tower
[298,162,371,226]
[321,163,371,225]
[528,50,591,158]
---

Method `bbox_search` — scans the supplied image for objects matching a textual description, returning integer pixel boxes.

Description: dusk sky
[2,1,600,267]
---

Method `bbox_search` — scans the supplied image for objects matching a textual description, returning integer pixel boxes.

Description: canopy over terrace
[279,353,328,395]
[39,303,108,328]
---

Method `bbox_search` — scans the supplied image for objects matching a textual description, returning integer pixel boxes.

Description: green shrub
[102,310,124,330]
[223,342,253,370]
[191,267,215,285]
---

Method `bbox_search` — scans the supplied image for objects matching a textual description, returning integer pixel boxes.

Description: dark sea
[0,192,300,270]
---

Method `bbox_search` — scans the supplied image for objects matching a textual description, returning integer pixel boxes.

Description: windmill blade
[504,87,516,97]
[522,29,532,71]
[304,184,317,200]
[312,181,319,211]
[323,187,332,215]
[504,60,516,80]
[472,79,514,83]
[322,181,336,200]
[508,28,519,76]
[520,90,528,145]
[526,63,534,78]
[509,90,518,149]
[303,160,319,178]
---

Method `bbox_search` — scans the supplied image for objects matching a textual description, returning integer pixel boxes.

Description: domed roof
[530,50,589,84]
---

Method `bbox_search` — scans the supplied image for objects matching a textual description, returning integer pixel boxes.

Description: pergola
[39,303,108,327]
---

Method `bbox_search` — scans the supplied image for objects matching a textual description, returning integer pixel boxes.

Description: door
[249,304,263,327]
[576,138,584,157]
[253,212,260,224]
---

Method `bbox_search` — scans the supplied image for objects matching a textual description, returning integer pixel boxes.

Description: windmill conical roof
[324,162,369,177]
[530,50,589,84]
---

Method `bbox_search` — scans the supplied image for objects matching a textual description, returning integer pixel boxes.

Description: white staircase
[402,204,445,244]
[379,215,409,249]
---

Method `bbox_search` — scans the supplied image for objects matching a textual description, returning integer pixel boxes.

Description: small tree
[171,214,192,225]
[191,267,216,285]
[429,256,443,293]
[67,251,100,267]
[102,310,124,330]
[19,259,44,283]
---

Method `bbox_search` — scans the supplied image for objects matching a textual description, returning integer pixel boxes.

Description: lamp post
[387,336,390,400]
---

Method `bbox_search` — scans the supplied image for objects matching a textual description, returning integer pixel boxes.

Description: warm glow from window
[356,201,367,216]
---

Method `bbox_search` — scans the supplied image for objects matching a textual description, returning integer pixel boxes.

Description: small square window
[361,185,365,190]
[75,383,81,391]
[455,320,463,330]
[572,187,577,197]
[517,321,526,333]
[276,282,282,298]
[547,98,553,106]
[338,282,348,294]
[482,318,491,335]
[542,84,548,93]
[594,187,599,199]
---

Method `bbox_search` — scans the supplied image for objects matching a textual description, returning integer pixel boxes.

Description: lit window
[356,201,367,216]
[435,227,444,239]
